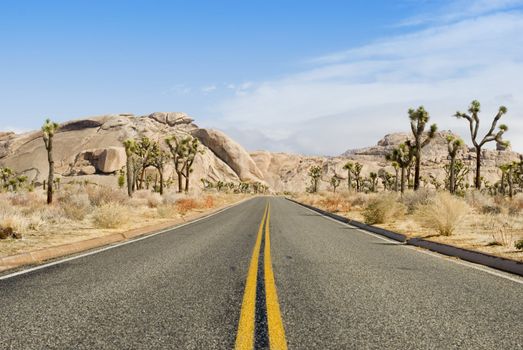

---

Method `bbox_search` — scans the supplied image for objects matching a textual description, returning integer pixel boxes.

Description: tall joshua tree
[42,119,59,204]
[166,135,188,193]
[391,161,400,192]
[455,100,508,189]
[149,141,169,195]
[123,139,136,197]
[351,162,363,192]
[308,165,322,193]
[408,106,437,190]
[446,135,464,194]
[342,161,354,191]
[369,172,378,192]
[181,137,203,193]
[386,141,414,194]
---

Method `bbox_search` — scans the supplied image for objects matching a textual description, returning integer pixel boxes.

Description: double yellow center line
[235,202,287,350]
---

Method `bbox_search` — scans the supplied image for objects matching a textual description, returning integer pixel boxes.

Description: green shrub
[515,240,523,251]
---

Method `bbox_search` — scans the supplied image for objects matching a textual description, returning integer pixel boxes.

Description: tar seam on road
[235,202,288,350]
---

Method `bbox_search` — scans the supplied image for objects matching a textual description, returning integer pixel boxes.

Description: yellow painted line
[264,204,288,350]
[235,203,268,350]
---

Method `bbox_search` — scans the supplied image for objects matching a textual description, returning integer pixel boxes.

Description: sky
[1,0,522,155]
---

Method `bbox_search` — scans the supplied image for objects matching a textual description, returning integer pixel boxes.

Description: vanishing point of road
[0,197,522,349]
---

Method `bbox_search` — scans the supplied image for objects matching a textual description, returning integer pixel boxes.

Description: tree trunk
[159,169,164,195]
[126,157,133,197]
[177,172,183,193]
[184,171,189,193]
[500,172,505,195]
[400,167,406,194]
[414,151,421,191]
[394,169,399,192]
[46,137,54,204]
[508,170,513,198]
[347,171,352,191]
[449,157,456,194]
[475,147,482,189]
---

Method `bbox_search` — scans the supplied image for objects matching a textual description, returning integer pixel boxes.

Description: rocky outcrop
[0,113,257,190]
[192,128,264,183]
[251,131,521,192]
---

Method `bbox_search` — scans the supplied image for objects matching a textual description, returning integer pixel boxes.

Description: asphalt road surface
[0,197,522,349]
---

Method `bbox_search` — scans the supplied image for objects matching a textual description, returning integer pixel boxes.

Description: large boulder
[192,128,264,182]
[71,147,126,174]
[97,147,126,173]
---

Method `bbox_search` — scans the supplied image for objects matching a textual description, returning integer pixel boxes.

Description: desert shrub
[8,191,40,207]
[176,198,198,216]
[347,193,367,207]
[92,203,128,228]
[162,191,179,205]
[400,189,433,213]
[319,196,342,212]
[490,226,514,247]
[515,240,523,250]
[132,190,163,208]
[0,213,28,238]
[156,204,177,218]
[414,192,470,236]
[363,194,404,225]
[464,190,493,210]
[481,204,502,215]
[202,195,215,209]
[61,193,91,221]
[86,185,127,206]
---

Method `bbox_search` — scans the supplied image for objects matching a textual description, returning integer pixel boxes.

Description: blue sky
[1,0,523,155]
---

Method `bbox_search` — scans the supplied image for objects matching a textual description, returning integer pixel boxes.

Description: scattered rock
[79,165,96,175]
[0,227,14,240]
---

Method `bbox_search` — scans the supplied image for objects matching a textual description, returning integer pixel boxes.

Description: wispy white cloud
[398,0,523,27]
[201,85,217,93]
[213,11,523,155]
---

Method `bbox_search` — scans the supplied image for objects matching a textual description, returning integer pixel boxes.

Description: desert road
[0,197,522,349]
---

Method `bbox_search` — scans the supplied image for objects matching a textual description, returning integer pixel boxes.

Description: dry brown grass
[293,190,523,262]
[92,203,129,229]
[363,194,405,225]
[176,198,198,216]
[414,192,470,236]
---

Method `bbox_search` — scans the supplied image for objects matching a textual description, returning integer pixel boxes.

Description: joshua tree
[181,137,203,193]
[166,135,188,193]
[386,141,414,194]
[369,172,378,192]
[342,161,354,191]
[123,139,136,197]
[391,162,400,192]
[330,176,341,193]
[133,137,155,190]
[117,170,125,189]
[378,169,392,191]
[351,162,363,192]
[408,106,437,190]
[444,160,470,195]
[148,141,169,195]
[42,118,59,204]
[455,100,508,189]
[446,135,464,194]
[308,165,322,193]
[0,167,14,191]
[499,162,516,198]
